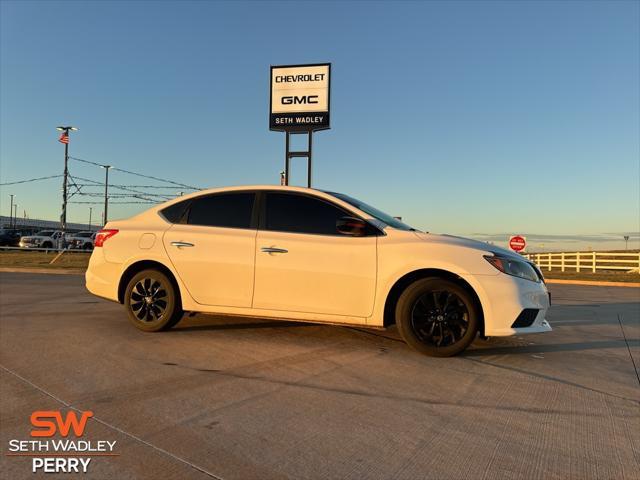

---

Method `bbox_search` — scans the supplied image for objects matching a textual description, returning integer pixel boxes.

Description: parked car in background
[86,185,551,357]
[66,231,96,250]
[0,229,23,246]
[19,230,63,249]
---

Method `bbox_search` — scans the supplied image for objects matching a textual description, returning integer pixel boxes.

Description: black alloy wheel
[124,269,183,332]
[396,278,479,357]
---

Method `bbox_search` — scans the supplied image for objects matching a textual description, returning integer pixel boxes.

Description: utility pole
[88,207,93,230]
[56,126,78,233]
[13,204,18,228]
[102,165,111,225]
[9,194,14,228]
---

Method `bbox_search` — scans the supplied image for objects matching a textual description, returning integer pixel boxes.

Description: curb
[0,267,85,275]
[545,279,640,288]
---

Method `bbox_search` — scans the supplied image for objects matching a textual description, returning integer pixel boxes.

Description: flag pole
[57,126,77,237]
[62,133,69,233]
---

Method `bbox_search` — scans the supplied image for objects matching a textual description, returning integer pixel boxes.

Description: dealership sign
[270,63,331,131]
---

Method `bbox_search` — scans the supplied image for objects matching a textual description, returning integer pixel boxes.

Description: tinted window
[265,193,349,235]
[187,193,254,229]
[161,200,190,224]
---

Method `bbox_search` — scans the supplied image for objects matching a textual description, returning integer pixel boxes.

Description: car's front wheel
[124,269,183,332]
[396,278,479,357]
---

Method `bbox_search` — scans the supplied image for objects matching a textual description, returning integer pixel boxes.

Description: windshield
[37,231,54,236]
[325,192,417,231]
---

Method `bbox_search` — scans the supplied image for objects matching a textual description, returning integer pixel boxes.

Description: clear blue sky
[1,0,638,250]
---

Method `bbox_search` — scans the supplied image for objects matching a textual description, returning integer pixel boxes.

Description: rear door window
[187,193,255,229]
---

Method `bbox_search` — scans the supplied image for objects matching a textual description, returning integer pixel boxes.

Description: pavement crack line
[617,314,640,387]
[0,364,225,480]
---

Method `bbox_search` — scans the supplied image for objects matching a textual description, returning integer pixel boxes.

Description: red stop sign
[509,235,527,252]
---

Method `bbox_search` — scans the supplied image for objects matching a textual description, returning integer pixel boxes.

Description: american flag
[58,132,69,144]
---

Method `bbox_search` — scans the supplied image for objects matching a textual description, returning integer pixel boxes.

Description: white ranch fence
[522,251,640,273]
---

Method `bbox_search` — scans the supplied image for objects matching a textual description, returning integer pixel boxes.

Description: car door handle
[261,247,288,254]
[171,241,194,248]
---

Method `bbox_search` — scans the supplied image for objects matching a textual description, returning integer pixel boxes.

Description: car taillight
[94,229,118,247]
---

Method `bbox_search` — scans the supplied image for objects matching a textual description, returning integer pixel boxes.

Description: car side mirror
[336,217,368,237]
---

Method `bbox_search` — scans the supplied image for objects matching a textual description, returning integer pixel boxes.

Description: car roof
[154,185,343,206]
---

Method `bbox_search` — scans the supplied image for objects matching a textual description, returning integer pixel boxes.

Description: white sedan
[86,185,551,356]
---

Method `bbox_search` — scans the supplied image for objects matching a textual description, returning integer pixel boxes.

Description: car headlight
[483,254,540,283]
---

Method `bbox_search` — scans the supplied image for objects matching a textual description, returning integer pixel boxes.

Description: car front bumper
[19,241,40,248]
[470,273,552,337]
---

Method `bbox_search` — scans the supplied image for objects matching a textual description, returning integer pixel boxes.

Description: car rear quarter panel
[91,218,198,309]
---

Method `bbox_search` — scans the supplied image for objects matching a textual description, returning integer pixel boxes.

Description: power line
[0,174,63,186]
[70,201,159,205]
[75,184,189,189]
[67,156,106,168]
[71,175,166,202]
[77,192,178,198]
[69,156,201,190]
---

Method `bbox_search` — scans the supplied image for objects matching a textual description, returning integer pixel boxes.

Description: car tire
[124,269,183,332]
[83,243,93,251]
[42,242,53,249]
[396,278,479,357]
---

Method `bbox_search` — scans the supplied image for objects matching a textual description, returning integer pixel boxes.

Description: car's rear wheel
[396,278,479,357]
[83,242,93,250]
[124,269,183,332]
[42,241,52,249]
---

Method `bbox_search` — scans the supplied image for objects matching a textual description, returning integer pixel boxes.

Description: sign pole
[307,131,313,188]
[284,132,290,186]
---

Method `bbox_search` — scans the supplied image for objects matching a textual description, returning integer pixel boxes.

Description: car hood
[412,232,524,260]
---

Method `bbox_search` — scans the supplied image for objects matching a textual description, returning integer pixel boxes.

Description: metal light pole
[88,207,93,230]
[13,204,18,228]
[102,165,111,225]
[9,194,14,228]
[624,235,630,250]
[56,126,78,233]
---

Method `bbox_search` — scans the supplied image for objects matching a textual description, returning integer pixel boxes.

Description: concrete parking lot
[1,272,638,479]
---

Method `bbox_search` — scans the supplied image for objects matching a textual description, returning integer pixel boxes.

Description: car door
[163,191,257,307]
[252,192,378,318]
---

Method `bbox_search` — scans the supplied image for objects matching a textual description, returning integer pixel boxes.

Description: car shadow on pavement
[463,338,638,356]
[172,317,316,332]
